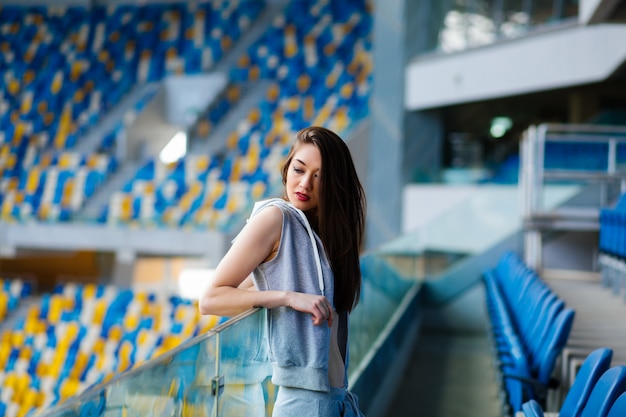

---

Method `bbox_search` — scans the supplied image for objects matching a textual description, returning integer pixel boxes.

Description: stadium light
[490,116,512,138]
[160,130,187,164]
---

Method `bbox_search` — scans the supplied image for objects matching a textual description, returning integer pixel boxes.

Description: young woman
[199,126,366,416]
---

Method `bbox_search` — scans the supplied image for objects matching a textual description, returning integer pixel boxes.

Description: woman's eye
[293,167,303,173]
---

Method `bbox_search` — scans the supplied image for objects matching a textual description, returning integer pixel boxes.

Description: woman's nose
[301,173,313,189]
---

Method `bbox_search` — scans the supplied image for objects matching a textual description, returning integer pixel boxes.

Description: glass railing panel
[37,252,420,417]
[377,249,468,281]
[348,254,417,372]
[212,308,273,417]
[37,310,262,417]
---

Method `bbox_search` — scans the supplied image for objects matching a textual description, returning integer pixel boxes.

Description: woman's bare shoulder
[252,203,284,223]
[244,204,284,238]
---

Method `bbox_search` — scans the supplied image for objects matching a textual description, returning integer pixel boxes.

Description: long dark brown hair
[281,126,366,312]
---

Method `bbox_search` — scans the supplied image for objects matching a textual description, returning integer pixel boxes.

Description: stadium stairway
[71,83,161,158]
[212,0,290,73]
[544,274,626,395]
[75,161,143,221]
[190,79,275,155]
[0,296,41,335]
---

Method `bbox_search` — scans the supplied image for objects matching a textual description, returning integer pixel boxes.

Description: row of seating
[599,193,626,260]
[483,251,575,414]
[102,150,276,228]
[1,0,372,229]
[598,192,626,307]
[0,280,225,417]
[544,141,626,171]
[521,347,626,417]
[102,0,372,230]
[0,2,262,141]
[0,1,264,224]
[0,151,116,222]
[0,278,32,322]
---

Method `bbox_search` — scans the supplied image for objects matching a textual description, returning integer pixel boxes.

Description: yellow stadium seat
[92,338,105,357]
[251,181,266,200]
[4,373,16,391]
[226,132,238,150]
[117,341,134,372]
[70,351,89,380]
[0,342,9,368]
[13,373,32,401]
[61,179,75,208]
[249,65,260,80]
[50,71,63,95]
[19,345,32,362]
[297,74,311,93]
[324,42,337,56]
[13,122,26,144]
[92,299,107,325]
[59,378,80,400]
[220,34,232,50]
[36,99,48,115]
[124,313,139,331]
[0,293,7,320]
[238,53,250,67]
[195,119,210,137]
[47,296,63,323]
[108,325,123,342]
[7,78,20,96]
[220,84,238,104]
[21,387,41,413]
[303,96,315,120]
[284,42,298,59]
[10,330,24,348]
[20,91,33,114]
[340,82,355,99]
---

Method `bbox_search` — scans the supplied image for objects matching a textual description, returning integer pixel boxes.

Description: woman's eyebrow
[295,158,306,165]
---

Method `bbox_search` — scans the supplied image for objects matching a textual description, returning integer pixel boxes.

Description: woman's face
[285,143,321,213]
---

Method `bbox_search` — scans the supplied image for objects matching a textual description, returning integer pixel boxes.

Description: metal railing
[519,123,626,270]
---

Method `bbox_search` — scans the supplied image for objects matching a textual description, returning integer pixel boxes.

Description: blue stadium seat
[484,252,576,412]
[522,347,613,417]
[523,366,626,417]
[607,392,626,417]
[560,348,614,417]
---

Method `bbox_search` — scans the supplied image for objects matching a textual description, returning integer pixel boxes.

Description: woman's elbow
[198,291,215,316]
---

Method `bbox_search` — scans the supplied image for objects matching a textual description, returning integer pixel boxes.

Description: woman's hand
[287,292,334,327]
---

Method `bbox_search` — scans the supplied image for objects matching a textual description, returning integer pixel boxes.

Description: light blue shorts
[272,386,365,417]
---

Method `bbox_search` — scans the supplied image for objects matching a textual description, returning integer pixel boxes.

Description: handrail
[38,308,262,416]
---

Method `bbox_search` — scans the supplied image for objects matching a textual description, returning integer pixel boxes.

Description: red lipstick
[295,192,310,201]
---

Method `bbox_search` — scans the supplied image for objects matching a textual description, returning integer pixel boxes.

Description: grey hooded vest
[249,198,349,392]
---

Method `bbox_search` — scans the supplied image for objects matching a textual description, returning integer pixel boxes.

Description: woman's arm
[199,205,284,316]
[199,205,333,326]
[238,275,256,290]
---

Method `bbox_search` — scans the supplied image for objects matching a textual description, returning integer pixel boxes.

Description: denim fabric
[272,386,365,417]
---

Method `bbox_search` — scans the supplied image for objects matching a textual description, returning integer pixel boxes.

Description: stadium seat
[560,348,614,417]
[522,347,613,417]
[607,392,626,417]
[522,366,626,417]
[484,252,576,412]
